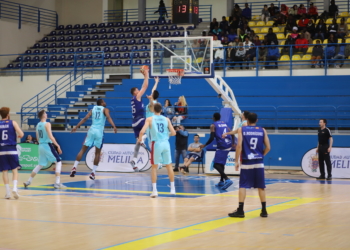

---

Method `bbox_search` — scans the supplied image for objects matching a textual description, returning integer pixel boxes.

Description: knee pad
[33,165,42,174]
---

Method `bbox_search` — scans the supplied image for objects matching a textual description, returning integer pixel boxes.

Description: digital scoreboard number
[172,0,199,25]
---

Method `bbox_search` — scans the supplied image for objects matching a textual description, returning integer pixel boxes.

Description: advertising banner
[301,147,350,178]
[85,143,151,172]
[16,143,51,170]
[205,151,240,175]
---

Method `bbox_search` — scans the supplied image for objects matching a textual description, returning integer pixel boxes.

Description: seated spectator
[333,39,350,68]
[314,19,327,41]
[221,36,230,46]
[24,134,37,144]
[325,34,337,66]
[231,4,242,19]
[261,5,270,22]
[282,35,295,56]
[268,3,279,18]
[328,33,338,47]
[237,16,248,35]
[227,39,239,69]
[242,3,252,20]
[298,14,309,31]
[328,19,338,38]
[253,41,267,69]
[266,27,278,45]
[238,29,248,42]
[311,40,324,68]
[253,35,262,46]
[217,31,225,41]
[284,15,297,36]
[227,28,238,42]
[172,96,188,125]
[233,42,246,69]
[297,4,307,19]
[243,24,251,36]
[306,19,316,39]
[266,42,280,69]
[179,134,203,174]
[328,0,338,19]
[162,99,174,119]
[244,44,256,69]
[273,13,286,27]
[290,27,299,39]
[212,35,223,48]
[280,4,289,16]
[302,28,313,45]
[295,33,308,55]
[214,47,225,69]
[337,18,348,39]
[220,16,229,33]
[210,18,219,34]
[308,3,318,20]
[229,16,239,31]
[243,36,253,52]
[212,25,222,36]
[288,5,298,17]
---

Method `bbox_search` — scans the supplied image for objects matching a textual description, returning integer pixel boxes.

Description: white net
[166,69,184,85]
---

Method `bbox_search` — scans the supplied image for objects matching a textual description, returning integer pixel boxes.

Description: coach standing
[316,119,333,180]
[173,125,188,172]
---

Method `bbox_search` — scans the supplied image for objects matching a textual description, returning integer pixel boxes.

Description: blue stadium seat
[95,54,102,59]
[85,47,92,52]
[50,62,57,67]
[122,53,130,58]
[106,22,114,27]
[99,28,106,34]
[82,29,89,34]
[103,47,110,52]
[49,37,56,42]
[107,28,115,33]
[49,55,57,61]
[74,36,81,41]
[131,45,138,51]
[73,24,81,29]
[86,61,94,67]
[65,24,72,29]
[127,33,134,38]
[132,21,140,26]
[94,47,101,52]
[135,33,143,38]
[119,40,126,45]
[33,63,39,68]
[67,55,74,61]
[84,41,91,47]
[59,48,66,53]
[77,61,84,66]
[170,44,177,50]
[34,49,40,54]
[128,39,136,45]
[122,60,131,66]
[14,56,22,62]
[150,20,157,25]
[114,60,122,66]
[24,63,31,68]
[161,26,168,31]
[85,54,92,60]
[95,61,102,66]
[23,56,31,62]
[56,25,64,30]
[49,31,56,36]
[133,27,141,32]
[125,27,132,32]
[133,52,140,58]
[110,40,118,46]
[65,30,73,35]
[91,35,99,40]
[74,30,81,35]
[101,40,109,46]
[93,41,100,46]
[100,34,107,40]
[123,22,131,26]
[58,42,65,47]
[140,52,149,58]
[15,63,21,68]
[137,39,145,45]
[151,26,159,31]
[142,26,150,31]
[25,50,32,54]
[153,52,159,58]
[159,20,166,25]
[42,49,48,53]
[111,45,119,51]
[141,45,148,50]
[113,53,121,59]
[116,28,123,33]
[49,49,57,54]
[67,48,74,53]
[58,30,64,35]
[58,55,66,61]
[65,36,73,41]
[31,56,39,62]
[118,34,125,39]
[59,62,66,67]
[91,29,98,34]
[82,24,89,29]
[66,41,74,47]
[77,54,84,60]
[170,25,177,30]
[90,23,97,28]
[154,59,161,64]
[141,21,148,26]
[74,42,82,47]
[162,32,170,37]
[109,34,116,39]
[41,37,48,42]
[145,39,151,44]
[68,62,74,67]
[104,60,112,66]
[145,59,150,64]
[134,59,142,65]
[49,43,57,48]
[82,35,90,40]
[98,23,105,28]
[76,48,83,52]
[104,53,111,59]
[144,32,152,38]
[121,46,129,52]
[41,43,48,48]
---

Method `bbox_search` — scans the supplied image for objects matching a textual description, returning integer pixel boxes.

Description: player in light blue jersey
[229,112,271,218]
[24,110,65,189]
[138,103,176,198]
[70,99,117,180]
[223,111,249,138]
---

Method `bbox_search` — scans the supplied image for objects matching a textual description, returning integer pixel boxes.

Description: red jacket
[295,38,308,48]
[298,18,309,27]
[308,6,318,15]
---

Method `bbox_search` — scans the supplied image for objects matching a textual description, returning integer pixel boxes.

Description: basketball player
[222,111,249,137]
[228,112,271,218]
[24,110,65,189]
[200,113,234,190]
[0,107,24,199]
[70,99,117,180]
[130,67,150,171]
[138,103,176,198]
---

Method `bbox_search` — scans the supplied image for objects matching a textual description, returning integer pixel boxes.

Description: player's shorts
[186,153,200,161]
[214,147,231,165]
[132,118,145,138]
[239,162,266,189]
[39,143,61,166]
[150,140,171,165]
[84,127,104,149]
[0,145,20,171]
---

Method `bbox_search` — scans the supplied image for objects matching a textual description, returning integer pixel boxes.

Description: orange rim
[166,69,185,76]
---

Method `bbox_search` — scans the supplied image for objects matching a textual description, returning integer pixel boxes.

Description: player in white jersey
[70,99,117,180]
[138,103,176,198]
[24,110,65,189]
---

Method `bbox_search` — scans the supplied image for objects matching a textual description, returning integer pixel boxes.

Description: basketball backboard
[150,36,214,79]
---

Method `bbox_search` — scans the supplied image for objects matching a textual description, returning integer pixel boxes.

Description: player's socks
[5,184,11,198]
[73,161,79,169]
[238,202,244,212]
[13,180,18,191]
[260,202,268,217]
[170,182,176,195]
[28,177,33,183]
[55,176,60,184]
[92,165,98,173]
[141,134,147,144]
[150,183,158,198]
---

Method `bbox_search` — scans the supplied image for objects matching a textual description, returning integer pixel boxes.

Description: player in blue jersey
[24,110,65,189]
[130,68,150,171]
[223,111,249,137]
[138,103,176,198]
[69,99,117,180]
[0,107,24,199]
[200,113,234,190]
[229,112,271,218]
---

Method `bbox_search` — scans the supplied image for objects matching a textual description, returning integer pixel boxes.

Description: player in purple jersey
[0,107,24,199]
[200,113,234,190]
[130,68,150,171]
[229,112,271,218]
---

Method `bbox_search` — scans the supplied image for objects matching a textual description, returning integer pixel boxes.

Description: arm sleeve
[204,132,216,146]
[178,130,189,136]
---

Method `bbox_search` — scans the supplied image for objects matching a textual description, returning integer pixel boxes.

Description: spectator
[162,99,174,119]
[172,96,188,125]
[238,29,248,42]
[220,16,229,33]
[266,27,278,45]
[288,5,298,17]
[306,19,316,39]
[314,19,327,41]
[311,40,324,68]
[328,33,338,47]
[212,35,222,49]
[302,28,313,45]
[24,134,37,144]
[298,14,309,31]
[221,36,230,46]
[214,47,225,69]
[333,39,350,68]
[337,18,348,39]
[295,33,308,55]
[231,4,242,19]
[268,3,279,18]
[243,36,253,52]
[210,18,219,33]
[297,4,307,19]
[325,34,337,66]
[280,4,288,16]
[242,3,252,20]
[253,41,267,69]
[212,25,222,36]
[273,13,286,27]
[243,23,251,36]
[173,125,189,172]
[227,28,238,42]
[154,0,168,23]
[180,134,203,174]
[227,39,239,69]
[237,16,248,35]
[328,0,338,19]
[244,44,256,69]
[233,42,246,69]
[229,16,239,31]
[261,5,270,22]
[282,35,296,56]
[290,26,299,39]
[266,42,280,69]
[328,19,338,38]
[284,15,297,36]
[308,3,318,20]
[253,35,262,46]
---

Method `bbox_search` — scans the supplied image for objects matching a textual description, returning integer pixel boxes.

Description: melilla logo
[226,155,235,166]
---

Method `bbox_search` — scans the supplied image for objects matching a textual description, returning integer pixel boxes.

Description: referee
[316,119,333,180]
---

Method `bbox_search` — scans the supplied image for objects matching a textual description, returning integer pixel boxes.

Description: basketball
[140,65,149,73]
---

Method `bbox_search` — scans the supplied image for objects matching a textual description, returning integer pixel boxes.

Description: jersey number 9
[250,138,258,149]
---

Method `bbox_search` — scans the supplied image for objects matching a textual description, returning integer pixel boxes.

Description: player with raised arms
[138,103,176,198]
[200,112,234,190]
[0,107,24,199]
[228,112,271,218]
[69,99,117,180]
[24,110,65,189]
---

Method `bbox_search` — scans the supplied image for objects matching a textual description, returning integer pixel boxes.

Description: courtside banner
[16,143,51,170]
[205,151,240,175]
[85,143,151,172]
[301,147,350,178]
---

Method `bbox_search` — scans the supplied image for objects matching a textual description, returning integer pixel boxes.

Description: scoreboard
[172,0,199,25]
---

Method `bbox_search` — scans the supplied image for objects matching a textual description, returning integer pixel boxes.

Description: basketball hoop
[166,69,185,85]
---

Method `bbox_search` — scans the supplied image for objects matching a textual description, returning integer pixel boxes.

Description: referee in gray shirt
[316,119,333,180]
[180,134,203,174]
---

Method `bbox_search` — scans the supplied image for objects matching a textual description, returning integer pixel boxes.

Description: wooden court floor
[1,165,350,250]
